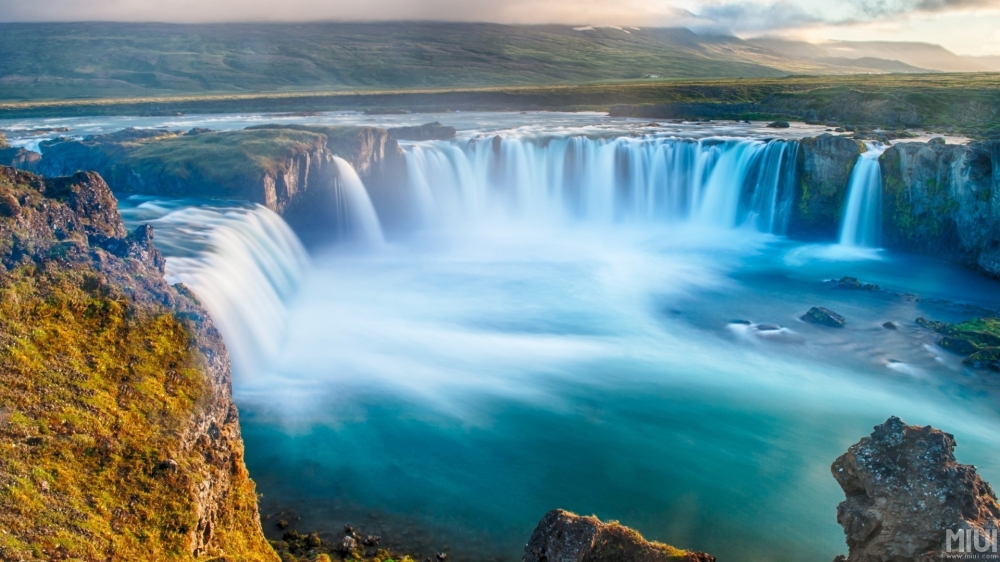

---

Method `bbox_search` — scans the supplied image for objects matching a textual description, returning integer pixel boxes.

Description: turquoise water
[235,224,1000,562]
[98,112,1000,561]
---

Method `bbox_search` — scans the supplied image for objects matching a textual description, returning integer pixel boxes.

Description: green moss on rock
[0,166,277,561]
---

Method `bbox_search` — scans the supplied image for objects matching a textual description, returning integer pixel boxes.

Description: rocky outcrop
[832,417,1000,562]
[0,166,276,561]
[523,510,715,562]
[789,134,864,237]
[0,145,42,174]
[387,121,457,141]
[801,306,847,327]
[914,316,1000,370]
[880,140,1000,277]
[17,125,406,246]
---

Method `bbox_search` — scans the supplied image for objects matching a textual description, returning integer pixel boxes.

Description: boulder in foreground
[832,416,1000,562]
[523,509,715,562]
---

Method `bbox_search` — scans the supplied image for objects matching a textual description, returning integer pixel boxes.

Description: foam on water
[103,120,1000,562]
[840,143,887,248]
[399,136,799,235]
[120,198,309,380]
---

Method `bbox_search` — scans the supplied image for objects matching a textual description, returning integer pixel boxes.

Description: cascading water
[119,198,309,379]
[104,119,1000,562]
[839,143,887,248]
[331,156,385,246]
[401,135,799,234]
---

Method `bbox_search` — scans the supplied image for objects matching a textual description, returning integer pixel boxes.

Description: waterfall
[119,199,309,379]
[399,136,799,234]
[331,156,385,246]
[839,143,886,248]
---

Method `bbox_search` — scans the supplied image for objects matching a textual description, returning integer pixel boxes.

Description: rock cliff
[832,417,1000,562]
[880,140,1000,276]
[12,125,406,246]
[790,134,865,237]
[789,135,1000,278]
[0,166,276,561]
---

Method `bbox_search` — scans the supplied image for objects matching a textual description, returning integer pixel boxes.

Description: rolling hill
[0,21,975,101]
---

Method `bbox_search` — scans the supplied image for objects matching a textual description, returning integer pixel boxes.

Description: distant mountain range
[0,21,996,101]
[748,38,1000,73]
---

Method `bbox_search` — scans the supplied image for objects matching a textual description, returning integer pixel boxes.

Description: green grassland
[0,22,793,101]
[4,73,1000,136]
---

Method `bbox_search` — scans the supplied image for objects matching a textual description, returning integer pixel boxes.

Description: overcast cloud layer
[2,0,1000,54]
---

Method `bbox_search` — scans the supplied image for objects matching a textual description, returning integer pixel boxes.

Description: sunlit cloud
[2,0,999,54]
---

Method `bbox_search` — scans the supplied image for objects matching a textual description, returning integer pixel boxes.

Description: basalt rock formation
[8,125,407,246]
[789,134,864,237]
[522,509,715,562]
[880,140,1000,277]
[0,166,276,561]
[832,416,1000,562]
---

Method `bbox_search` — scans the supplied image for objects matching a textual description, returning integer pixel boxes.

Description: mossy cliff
[0,166,277,561]
[788,134,864,238]
[24,126,406,245]
[879,140,1000,276]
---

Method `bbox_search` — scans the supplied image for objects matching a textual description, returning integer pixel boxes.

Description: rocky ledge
[2,125,408,247]
[523,510,714,562]
[0,166,275,561]
[832,416,1000,562]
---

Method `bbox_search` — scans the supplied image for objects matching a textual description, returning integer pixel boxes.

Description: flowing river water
[6,112,1000,561]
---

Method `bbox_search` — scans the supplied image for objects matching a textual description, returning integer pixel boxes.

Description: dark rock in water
[882,322,897,330]
[730,319,752,325]
[938,336,979,356]
[831,417,1000,562]
[757,324,782,331]
[965,347,1000,371]
[915,316,950,331]
[837,276,880,291]
[838,276,862,289]
[958,329,1000,348]
[522,509,715,562]
[766,121,791,128]
[802,307,846,328]
[387,121,457,141]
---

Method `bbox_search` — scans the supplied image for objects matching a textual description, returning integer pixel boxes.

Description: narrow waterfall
[119,199,309,379]
[839,143,887,247]
[400,136,799,234]
[331,156,385,246]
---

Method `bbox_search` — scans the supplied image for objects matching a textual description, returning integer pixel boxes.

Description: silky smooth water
[840,144,887,248]
[91,113,1000,561]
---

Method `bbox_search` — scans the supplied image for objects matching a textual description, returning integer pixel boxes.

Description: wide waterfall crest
[331,156,386,246]
[839,143,887,248]
[120,199,309,379]
[401,135,799,234]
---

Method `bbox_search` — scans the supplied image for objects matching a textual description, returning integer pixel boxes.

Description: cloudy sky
[2,0,1000,55]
